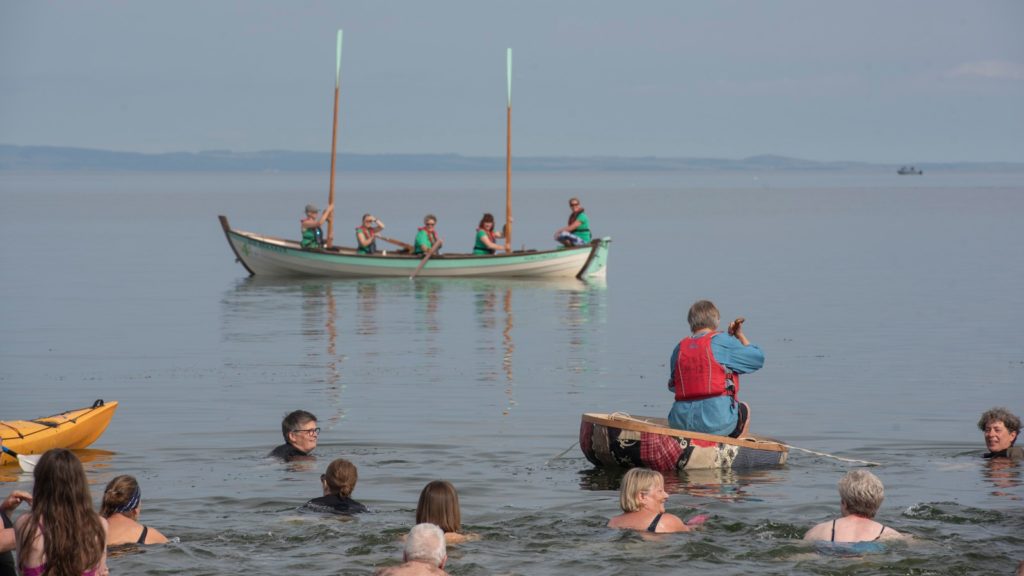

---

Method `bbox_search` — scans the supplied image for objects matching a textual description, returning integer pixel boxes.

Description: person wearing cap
[100,475,168,546]
[554,197,591,247]
[301,203,335,249]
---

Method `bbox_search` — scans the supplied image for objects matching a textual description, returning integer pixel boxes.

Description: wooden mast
[504,48,512,251]
[326,30,343,246]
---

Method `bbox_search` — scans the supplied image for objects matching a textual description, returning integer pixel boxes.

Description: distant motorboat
[898,165,923,175]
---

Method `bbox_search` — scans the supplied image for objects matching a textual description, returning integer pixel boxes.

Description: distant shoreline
[2,144,1022,173]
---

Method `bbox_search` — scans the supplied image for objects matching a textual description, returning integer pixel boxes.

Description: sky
[2,1,1022,163]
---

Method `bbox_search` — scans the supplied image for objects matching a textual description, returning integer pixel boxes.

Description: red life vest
[417,227,438,245]
[672,331,739,402]
[356,225,376,241]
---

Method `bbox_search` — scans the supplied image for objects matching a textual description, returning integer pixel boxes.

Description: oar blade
[18,454,40,472]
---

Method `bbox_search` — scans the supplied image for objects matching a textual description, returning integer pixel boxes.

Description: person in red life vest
[667,300,764,437]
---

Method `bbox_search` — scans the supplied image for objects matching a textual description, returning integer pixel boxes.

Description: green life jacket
[301,226,324,249]
[473,228,496,255]
[570,211,591,243]
[356,226,377,254]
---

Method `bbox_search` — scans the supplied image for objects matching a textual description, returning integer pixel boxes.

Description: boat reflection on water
[564,277,607,373]
[225,275,607,420]
[0,448,116,483]
[356,281,378,337]
[472,285,516,414]
[300,281,345,431]
[577,464,784,503]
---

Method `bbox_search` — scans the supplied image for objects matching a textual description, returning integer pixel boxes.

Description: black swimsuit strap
[647,513,663,533]
[136,525,148,545]
[873,524,886,540]
[830,519,836,542]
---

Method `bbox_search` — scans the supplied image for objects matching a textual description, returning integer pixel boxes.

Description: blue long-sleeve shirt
[667,332,764,435]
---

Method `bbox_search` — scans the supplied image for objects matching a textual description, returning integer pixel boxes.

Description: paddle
[410,239,443,279]
[1,445,40,472]
[377,235,414,251]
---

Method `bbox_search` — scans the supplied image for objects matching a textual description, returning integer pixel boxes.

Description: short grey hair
[687,300,720,332]
[404,523,446,567]
[837,469,884,518]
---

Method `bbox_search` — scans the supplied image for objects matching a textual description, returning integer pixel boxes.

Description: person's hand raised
[727,317,745,337]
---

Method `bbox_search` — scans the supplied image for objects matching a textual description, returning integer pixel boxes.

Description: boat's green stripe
[235,234,587,270]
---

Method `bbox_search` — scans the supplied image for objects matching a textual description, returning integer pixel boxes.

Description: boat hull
[220,216,610,279]
[0,400,118,465]
[579,413,788,472]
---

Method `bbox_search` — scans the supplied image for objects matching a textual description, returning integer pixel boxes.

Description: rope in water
[606,412,883,467]
[546,441,580,465]
[779,444,881,467]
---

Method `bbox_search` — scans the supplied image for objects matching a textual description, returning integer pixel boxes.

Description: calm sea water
[1,169,1022,575]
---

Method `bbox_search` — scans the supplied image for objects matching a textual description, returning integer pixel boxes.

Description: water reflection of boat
[580,413,788,471]
[577,464,781,503]
[897,165,923,175]
[0,448,116,482]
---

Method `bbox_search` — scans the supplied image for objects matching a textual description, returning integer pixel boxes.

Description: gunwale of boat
[582,412,788,453]
[227,223,593,260]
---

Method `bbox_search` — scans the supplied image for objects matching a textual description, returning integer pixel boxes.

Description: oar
[410,239,443,279]
[1,445,40,472]
[377,235,414,251]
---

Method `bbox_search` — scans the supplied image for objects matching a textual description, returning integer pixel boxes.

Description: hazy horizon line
[2,143,1023,170]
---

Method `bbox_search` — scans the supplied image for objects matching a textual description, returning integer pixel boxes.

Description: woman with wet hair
[804,469,904,543]
[15,449,108,576]
[978,407,1022,460]
[415,480,477,545]
[100,475,168,546]
[607,468,691,533]
[304,458,368,515]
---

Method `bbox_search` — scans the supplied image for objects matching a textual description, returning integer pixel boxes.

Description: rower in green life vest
[414,214,440,255]
[473,213,508,255]
[301,203,334,249]
[356,213,385,254]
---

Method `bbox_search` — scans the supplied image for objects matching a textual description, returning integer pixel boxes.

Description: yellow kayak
[0,400,118,466]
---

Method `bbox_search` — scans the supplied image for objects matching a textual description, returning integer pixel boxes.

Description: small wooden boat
[580,412,788,472]
[220,37,611,280]
[0,400,118,466]
[220,216,610,279]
